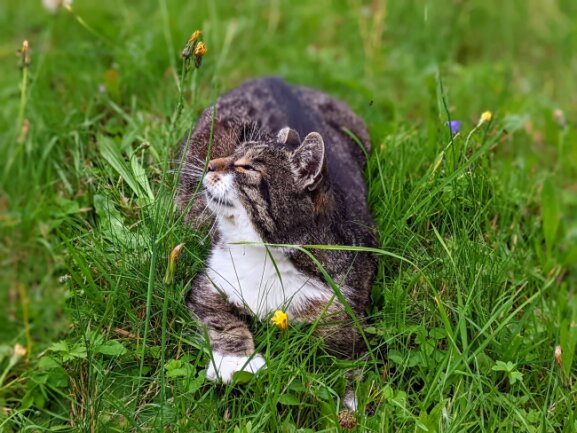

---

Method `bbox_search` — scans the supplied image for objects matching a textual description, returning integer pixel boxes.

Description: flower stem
[63,4,110,44]
[17,62,28,132]
[18,283,32,361]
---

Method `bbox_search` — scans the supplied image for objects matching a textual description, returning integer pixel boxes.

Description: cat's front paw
[206,352,266,383]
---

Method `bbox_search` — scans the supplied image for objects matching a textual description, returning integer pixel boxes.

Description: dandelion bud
[170,243,185,263]
[553,109,566,128]
[19,40,31,69]
[181,47,192,60]
[554,345,562,367]
[181,34,199,61]
[194,42,207,57]
[13,343,27,358]
[164,243,185,285]
[190,30,201,44]
[18,118,30,144]
[192,42,207,68]
[8,343,27,366]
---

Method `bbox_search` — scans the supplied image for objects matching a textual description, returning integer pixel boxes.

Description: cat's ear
[277,127,301,148]
[290,132,325,191]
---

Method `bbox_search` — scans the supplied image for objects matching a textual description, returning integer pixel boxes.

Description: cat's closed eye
[234,163,259,173]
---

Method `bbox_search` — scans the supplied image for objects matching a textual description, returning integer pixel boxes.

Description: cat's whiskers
[195,199,213,230]
[175,158,206,167]
[168,160,207,180]
[206,193,228,239]
[172,156,208,167]
[206,206,220,236]
[181,161,206,172]
[188,155,210,166]
[196,196,211,216]
[177,169,205,179]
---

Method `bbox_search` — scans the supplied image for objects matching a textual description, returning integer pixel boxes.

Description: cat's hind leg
[294,299,367,412]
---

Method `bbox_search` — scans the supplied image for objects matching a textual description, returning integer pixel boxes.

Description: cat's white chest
[206,245,327,319]
[205,214,328,319]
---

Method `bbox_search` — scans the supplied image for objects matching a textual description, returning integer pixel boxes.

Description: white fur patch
[206,352,266,383]
[204,172,237,218]
[344,390,358,411]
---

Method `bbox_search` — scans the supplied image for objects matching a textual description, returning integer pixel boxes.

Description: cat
[178,77,377,385]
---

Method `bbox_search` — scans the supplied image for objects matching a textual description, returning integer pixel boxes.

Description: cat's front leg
[186,275,265,383]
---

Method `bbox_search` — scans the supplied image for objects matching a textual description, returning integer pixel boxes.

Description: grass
[1,0,576,431]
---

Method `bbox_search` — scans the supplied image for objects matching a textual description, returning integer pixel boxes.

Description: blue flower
[448,120,462,136]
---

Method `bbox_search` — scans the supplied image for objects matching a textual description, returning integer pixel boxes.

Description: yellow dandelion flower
[193,42,207,68]
[194,42,207,57]
[479,111,492,125]
[271,310,288,331]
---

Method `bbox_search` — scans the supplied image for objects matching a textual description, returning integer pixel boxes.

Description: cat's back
[214,77,370,162]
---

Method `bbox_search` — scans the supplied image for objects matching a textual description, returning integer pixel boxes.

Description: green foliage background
[1,0,576,431]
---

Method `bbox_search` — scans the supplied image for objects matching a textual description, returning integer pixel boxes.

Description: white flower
[42,0,72,13]
[58,274,71,284]
[13,343,27,358]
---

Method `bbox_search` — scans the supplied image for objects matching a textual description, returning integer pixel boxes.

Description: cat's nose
[207,157,229,172]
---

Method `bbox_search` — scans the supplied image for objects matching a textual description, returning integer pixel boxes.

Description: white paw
[344,390,358,411]
[206,352,266,383]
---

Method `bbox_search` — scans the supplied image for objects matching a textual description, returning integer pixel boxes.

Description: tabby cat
[178,77,377,384]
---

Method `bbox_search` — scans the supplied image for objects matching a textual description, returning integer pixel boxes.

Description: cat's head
[203,128,330,241]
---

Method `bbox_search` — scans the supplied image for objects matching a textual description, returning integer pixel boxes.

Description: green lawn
[1,0,576,431]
